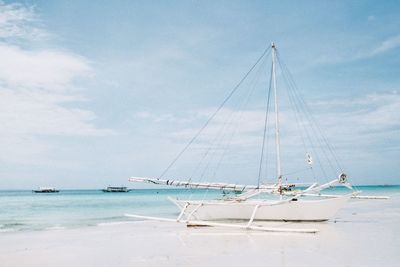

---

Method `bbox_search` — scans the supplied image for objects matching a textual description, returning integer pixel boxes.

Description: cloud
[0,2,112,165]
[134,111,192,124]
[169,108,268,145]
[313,34,400,65]
[0,89,111,137]
[0,2,48,40]
[365,34,400,58]
[134,91,400,182]
[314,91,400,145]
[0,44,91,90]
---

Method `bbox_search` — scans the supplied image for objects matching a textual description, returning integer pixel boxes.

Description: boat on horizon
[102,186,130,193]
[33,187,60,193]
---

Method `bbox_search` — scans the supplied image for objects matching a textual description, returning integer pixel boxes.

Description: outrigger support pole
[124,213,319,233]
[176,203,189,221]
[246,204,260,228]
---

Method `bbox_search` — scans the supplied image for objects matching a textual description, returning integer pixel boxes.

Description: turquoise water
[0,186,398,233]
[0,189,221,232]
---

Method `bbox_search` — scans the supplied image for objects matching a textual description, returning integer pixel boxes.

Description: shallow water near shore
[1,185,399,233]
[1,186,399,266]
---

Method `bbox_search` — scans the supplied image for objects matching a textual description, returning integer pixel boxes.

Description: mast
[271,42,282,187]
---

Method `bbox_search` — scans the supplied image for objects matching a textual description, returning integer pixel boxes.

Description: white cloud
[366,35,400,58]
[0,89,111,137]
[134,111,192,124]
[0,2,112,165]
[315,91,400,128]
[0,2,47,40]
[171,109,267,145]
[0,44,91,90]
[135,91,400,182]
[313,34,400,65]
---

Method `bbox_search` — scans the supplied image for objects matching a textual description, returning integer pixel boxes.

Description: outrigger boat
[102,186,130,192]
[33,187,60,193]
[127,43,388,233]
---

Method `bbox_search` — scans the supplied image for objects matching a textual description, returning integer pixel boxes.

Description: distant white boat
[102,186,130,193]
[33,187,59,193]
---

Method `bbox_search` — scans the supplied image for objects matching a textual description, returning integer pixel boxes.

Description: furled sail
[129,176,278,192]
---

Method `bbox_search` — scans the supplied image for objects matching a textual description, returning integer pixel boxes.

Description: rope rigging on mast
[153,41,347,190]
[157,45,272,180]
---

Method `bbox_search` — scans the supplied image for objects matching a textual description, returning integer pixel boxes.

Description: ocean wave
[0,228,16,233]
[0,222,26,231]
[1,222,25,227]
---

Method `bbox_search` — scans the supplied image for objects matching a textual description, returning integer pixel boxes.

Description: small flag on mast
[306,153,313,165]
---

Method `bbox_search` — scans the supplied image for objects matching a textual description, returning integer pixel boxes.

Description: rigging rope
[276,56,323,180]
[277,51,343,171]
[186,53,270,201]
[207,57,269,184]
[257,62,273,187]
[188,53,269,185]
[276,53,329,181]
[158,45,272,179]
[276,50,344,181]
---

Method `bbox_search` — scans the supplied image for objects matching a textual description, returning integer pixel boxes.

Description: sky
[0,0,399,189]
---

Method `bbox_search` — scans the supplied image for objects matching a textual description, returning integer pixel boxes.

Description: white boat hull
[171,195,350,221]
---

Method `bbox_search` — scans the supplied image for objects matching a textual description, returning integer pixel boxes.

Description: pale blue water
[0,186,398,233]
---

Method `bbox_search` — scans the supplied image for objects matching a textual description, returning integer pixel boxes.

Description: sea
[1,186,399,233]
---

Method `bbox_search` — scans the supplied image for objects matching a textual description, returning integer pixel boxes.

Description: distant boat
[33,187,60,193]
[102,186,130,193]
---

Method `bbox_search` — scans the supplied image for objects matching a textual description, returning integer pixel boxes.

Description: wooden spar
[129,176,277,192]
[187,220,318,233]
[125,213,319,233]
[129,176,339,193]
[125,214,177,222]
[176,203,189,221]
[351,195,389,200]
[130,177,389,201]
[301,193,389,199]
[130,176,343,194]
[246,204,260,228]
[185,203,202,221]
[303,179,340,193]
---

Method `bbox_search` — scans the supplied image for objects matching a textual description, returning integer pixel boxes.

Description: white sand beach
[1,195,399,267]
